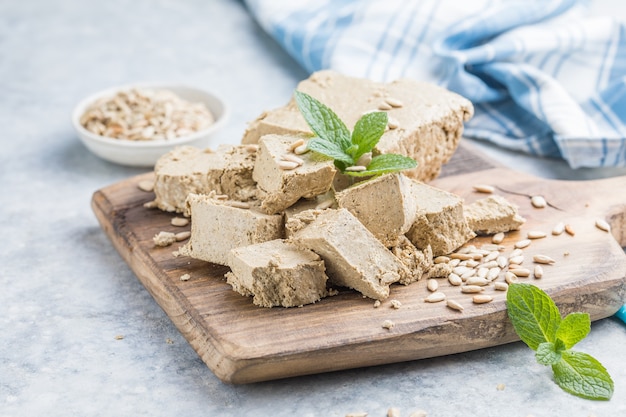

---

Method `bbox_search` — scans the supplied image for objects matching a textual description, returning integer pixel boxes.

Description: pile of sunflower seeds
[80,88,214,141]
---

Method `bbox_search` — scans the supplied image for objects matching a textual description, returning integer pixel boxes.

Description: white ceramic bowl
[72,84,229,167]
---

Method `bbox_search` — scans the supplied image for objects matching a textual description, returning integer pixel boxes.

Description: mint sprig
[293,91,417,176]
[506,283,614,400]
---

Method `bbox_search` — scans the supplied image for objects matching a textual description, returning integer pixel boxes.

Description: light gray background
[2,1,625,416]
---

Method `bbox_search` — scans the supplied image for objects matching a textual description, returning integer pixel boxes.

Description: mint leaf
[351,111,387,161]
[294,91,351,151]
[506,283,561,350]
[556,312,590,349]
[536,342,562,366]
[306,137,353,165]
[344,153,418,177]
[552,350,614,400]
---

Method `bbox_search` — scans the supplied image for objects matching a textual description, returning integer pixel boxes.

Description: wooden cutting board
[91,142,626,384]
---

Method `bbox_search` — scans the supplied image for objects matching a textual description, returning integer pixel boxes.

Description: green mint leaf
[536,342,562,366]
[552,350,614,400]
[294,91,351,151]
[306,137,353,165]
[344,153,417,177]
[506,283,561,351]
[556,312,590,349]
[351,111,388,161]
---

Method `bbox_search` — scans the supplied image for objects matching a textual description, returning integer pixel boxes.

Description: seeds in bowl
[80,88,215,141]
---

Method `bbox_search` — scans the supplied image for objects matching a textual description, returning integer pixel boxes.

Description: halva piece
[464,195,526,235]
[176,193,283,266]
[405,181,476,256]
[242,70,473,182]
[253,134,336,214]
[226,239,328,308]
[336,173,417,247]
[289,208,408,300]
[153,144,257,214]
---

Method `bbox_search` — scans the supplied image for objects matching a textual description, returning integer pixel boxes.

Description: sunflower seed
[244,144,259,152]
[511,268,531,277]
[345,165,367,172]
[509,248,524,258]
[476,267,489,279]
[388,408,401,417]
[461,270,477,280]
[449,258,461,267]
[481,244,505,251]
[315,199,334,210]
[450,253,473,261]
[491,232,505,244]
[494,282,509,291]
[170,217,189,227]
[288,138,305,151]
[481,260,499,269]
[277,160,300,170]
[175,231,191,241]
[448,273,463,286]
[515,239,531,249]
[565,224,575,236]
[509,255,524,265]
[534,265,544,279]
[473,184,495,194]
[293,143,309,155]
[461,285,484,293]
[533,254,556,264]
[378,101,392,110]
[488,267,501,281]
[484,251,500,262]
[281,153,304,165]
[496,256,508,269]
[385,97,404,108]
[225,201,251,209]
[531,195,547,208]
[434,256,450,264]
[472,294,494,304]
[138,180,155,192]
[505,272,518,284]
[552,222,565,235]
[466,277,489,286]
[387,117,399,129]
[527,230,547,239]
[425,292,446,302]
[427,279,439,292]
[446,299,464,312]
[595,219,611,232]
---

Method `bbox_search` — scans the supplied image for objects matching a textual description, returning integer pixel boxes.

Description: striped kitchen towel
[244,0,626,323]
[244,0,626,169]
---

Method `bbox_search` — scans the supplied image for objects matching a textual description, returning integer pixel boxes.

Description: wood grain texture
[91,141,626,384]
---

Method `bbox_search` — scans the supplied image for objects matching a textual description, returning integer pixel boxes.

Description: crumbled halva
[390,236,433,285]
[152,144,257,214]
[176,193,283,266]
[242,70,473,182]
[464,195,526,235]
[336,173,418,247]
[253,134,336,214]
[226,239,328,308]
[405,180,476,256]
[289,208,408,300]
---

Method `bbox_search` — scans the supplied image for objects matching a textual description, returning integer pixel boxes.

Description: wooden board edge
[90,188,248,382]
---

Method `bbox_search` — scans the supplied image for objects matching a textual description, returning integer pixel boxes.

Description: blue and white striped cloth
[244,0,626,169]
[244,0,626,323]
